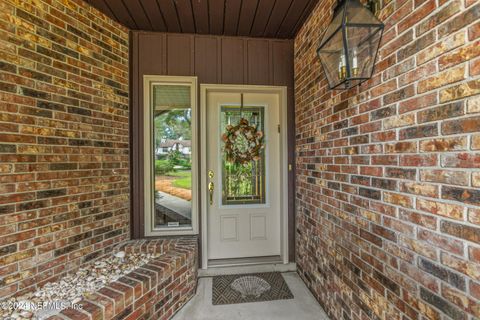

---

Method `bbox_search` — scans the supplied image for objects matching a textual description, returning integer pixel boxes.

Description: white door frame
[200,84,289,269]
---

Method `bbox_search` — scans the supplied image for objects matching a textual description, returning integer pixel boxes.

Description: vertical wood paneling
[130,31,142,239]
[131,32,295,261]
[217,39,223,83]
[138,33,165,75]
[272,41,294,87]
[247,40,270,85]
[221,38,245,84]
[167,34,193,76]
[194,37,219,83]
[287,87,295,261]
[135,33,166,239]
[272,40,295,262]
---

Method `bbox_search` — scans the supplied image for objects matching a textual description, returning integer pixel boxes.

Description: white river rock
[0,251,159,320]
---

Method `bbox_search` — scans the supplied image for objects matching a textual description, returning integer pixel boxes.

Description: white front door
[205,89,282,260]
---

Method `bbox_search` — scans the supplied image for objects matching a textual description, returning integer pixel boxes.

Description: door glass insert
[220,105,266,205]
[152,84,192,228]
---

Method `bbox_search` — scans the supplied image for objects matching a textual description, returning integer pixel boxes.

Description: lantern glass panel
[346,26,382,79]
[317,31,345,87]
[321,10,343,45]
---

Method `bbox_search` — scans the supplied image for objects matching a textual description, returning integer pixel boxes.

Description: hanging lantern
[317,0,384,90]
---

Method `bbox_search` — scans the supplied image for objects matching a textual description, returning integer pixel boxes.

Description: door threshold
[209,255,282,267]
[200,257,296,277]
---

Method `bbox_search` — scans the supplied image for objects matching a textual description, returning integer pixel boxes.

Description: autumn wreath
[221,118,264,165]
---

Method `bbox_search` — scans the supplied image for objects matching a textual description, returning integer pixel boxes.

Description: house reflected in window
[152,85,193,229]
[157,139,192,157]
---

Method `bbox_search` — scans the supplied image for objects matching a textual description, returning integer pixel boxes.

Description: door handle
[208,170,214,205]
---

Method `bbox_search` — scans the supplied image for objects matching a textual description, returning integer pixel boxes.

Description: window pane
[220,106,266,205]
[152,85,192,228]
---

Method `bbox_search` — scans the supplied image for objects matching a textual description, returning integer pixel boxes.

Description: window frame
[143,75,199,236]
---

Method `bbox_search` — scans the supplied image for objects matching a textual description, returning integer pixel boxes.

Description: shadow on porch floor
[172,272,329,320]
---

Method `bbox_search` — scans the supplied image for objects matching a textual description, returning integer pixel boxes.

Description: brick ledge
[48,237,198,320]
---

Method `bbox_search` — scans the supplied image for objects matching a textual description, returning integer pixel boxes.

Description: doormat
[212,272,294,305]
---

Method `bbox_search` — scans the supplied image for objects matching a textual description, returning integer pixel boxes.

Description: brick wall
[0,0,130,299]
[295,1,480,319]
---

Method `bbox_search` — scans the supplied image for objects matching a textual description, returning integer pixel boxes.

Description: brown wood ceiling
[84,0,319,39]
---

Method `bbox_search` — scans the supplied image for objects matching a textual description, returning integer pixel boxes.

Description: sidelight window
[143,76,198,236]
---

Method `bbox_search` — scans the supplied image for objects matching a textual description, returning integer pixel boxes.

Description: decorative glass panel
[152,84,192,228]
[221,106,266,205]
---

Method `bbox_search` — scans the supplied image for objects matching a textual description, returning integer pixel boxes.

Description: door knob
[208,170,214,205]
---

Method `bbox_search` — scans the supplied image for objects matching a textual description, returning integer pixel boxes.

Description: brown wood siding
[247,40,270,85]
[167,35,194,76]
[221,38,245,84]
[194,37,219,84]
[131,31,295,261]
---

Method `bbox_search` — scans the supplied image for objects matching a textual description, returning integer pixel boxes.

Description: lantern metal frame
[317,0,384,90]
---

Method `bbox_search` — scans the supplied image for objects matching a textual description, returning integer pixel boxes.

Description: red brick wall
[0,0,130,299]
[294,1,480,319]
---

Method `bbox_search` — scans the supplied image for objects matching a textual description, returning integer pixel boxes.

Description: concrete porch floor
[173,272,330,320]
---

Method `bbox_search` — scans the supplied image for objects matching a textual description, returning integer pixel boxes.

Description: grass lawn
[168,170,192,190]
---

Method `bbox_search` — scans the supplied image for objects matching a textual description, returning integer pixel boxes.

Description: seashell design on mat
[230,276,272,298]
